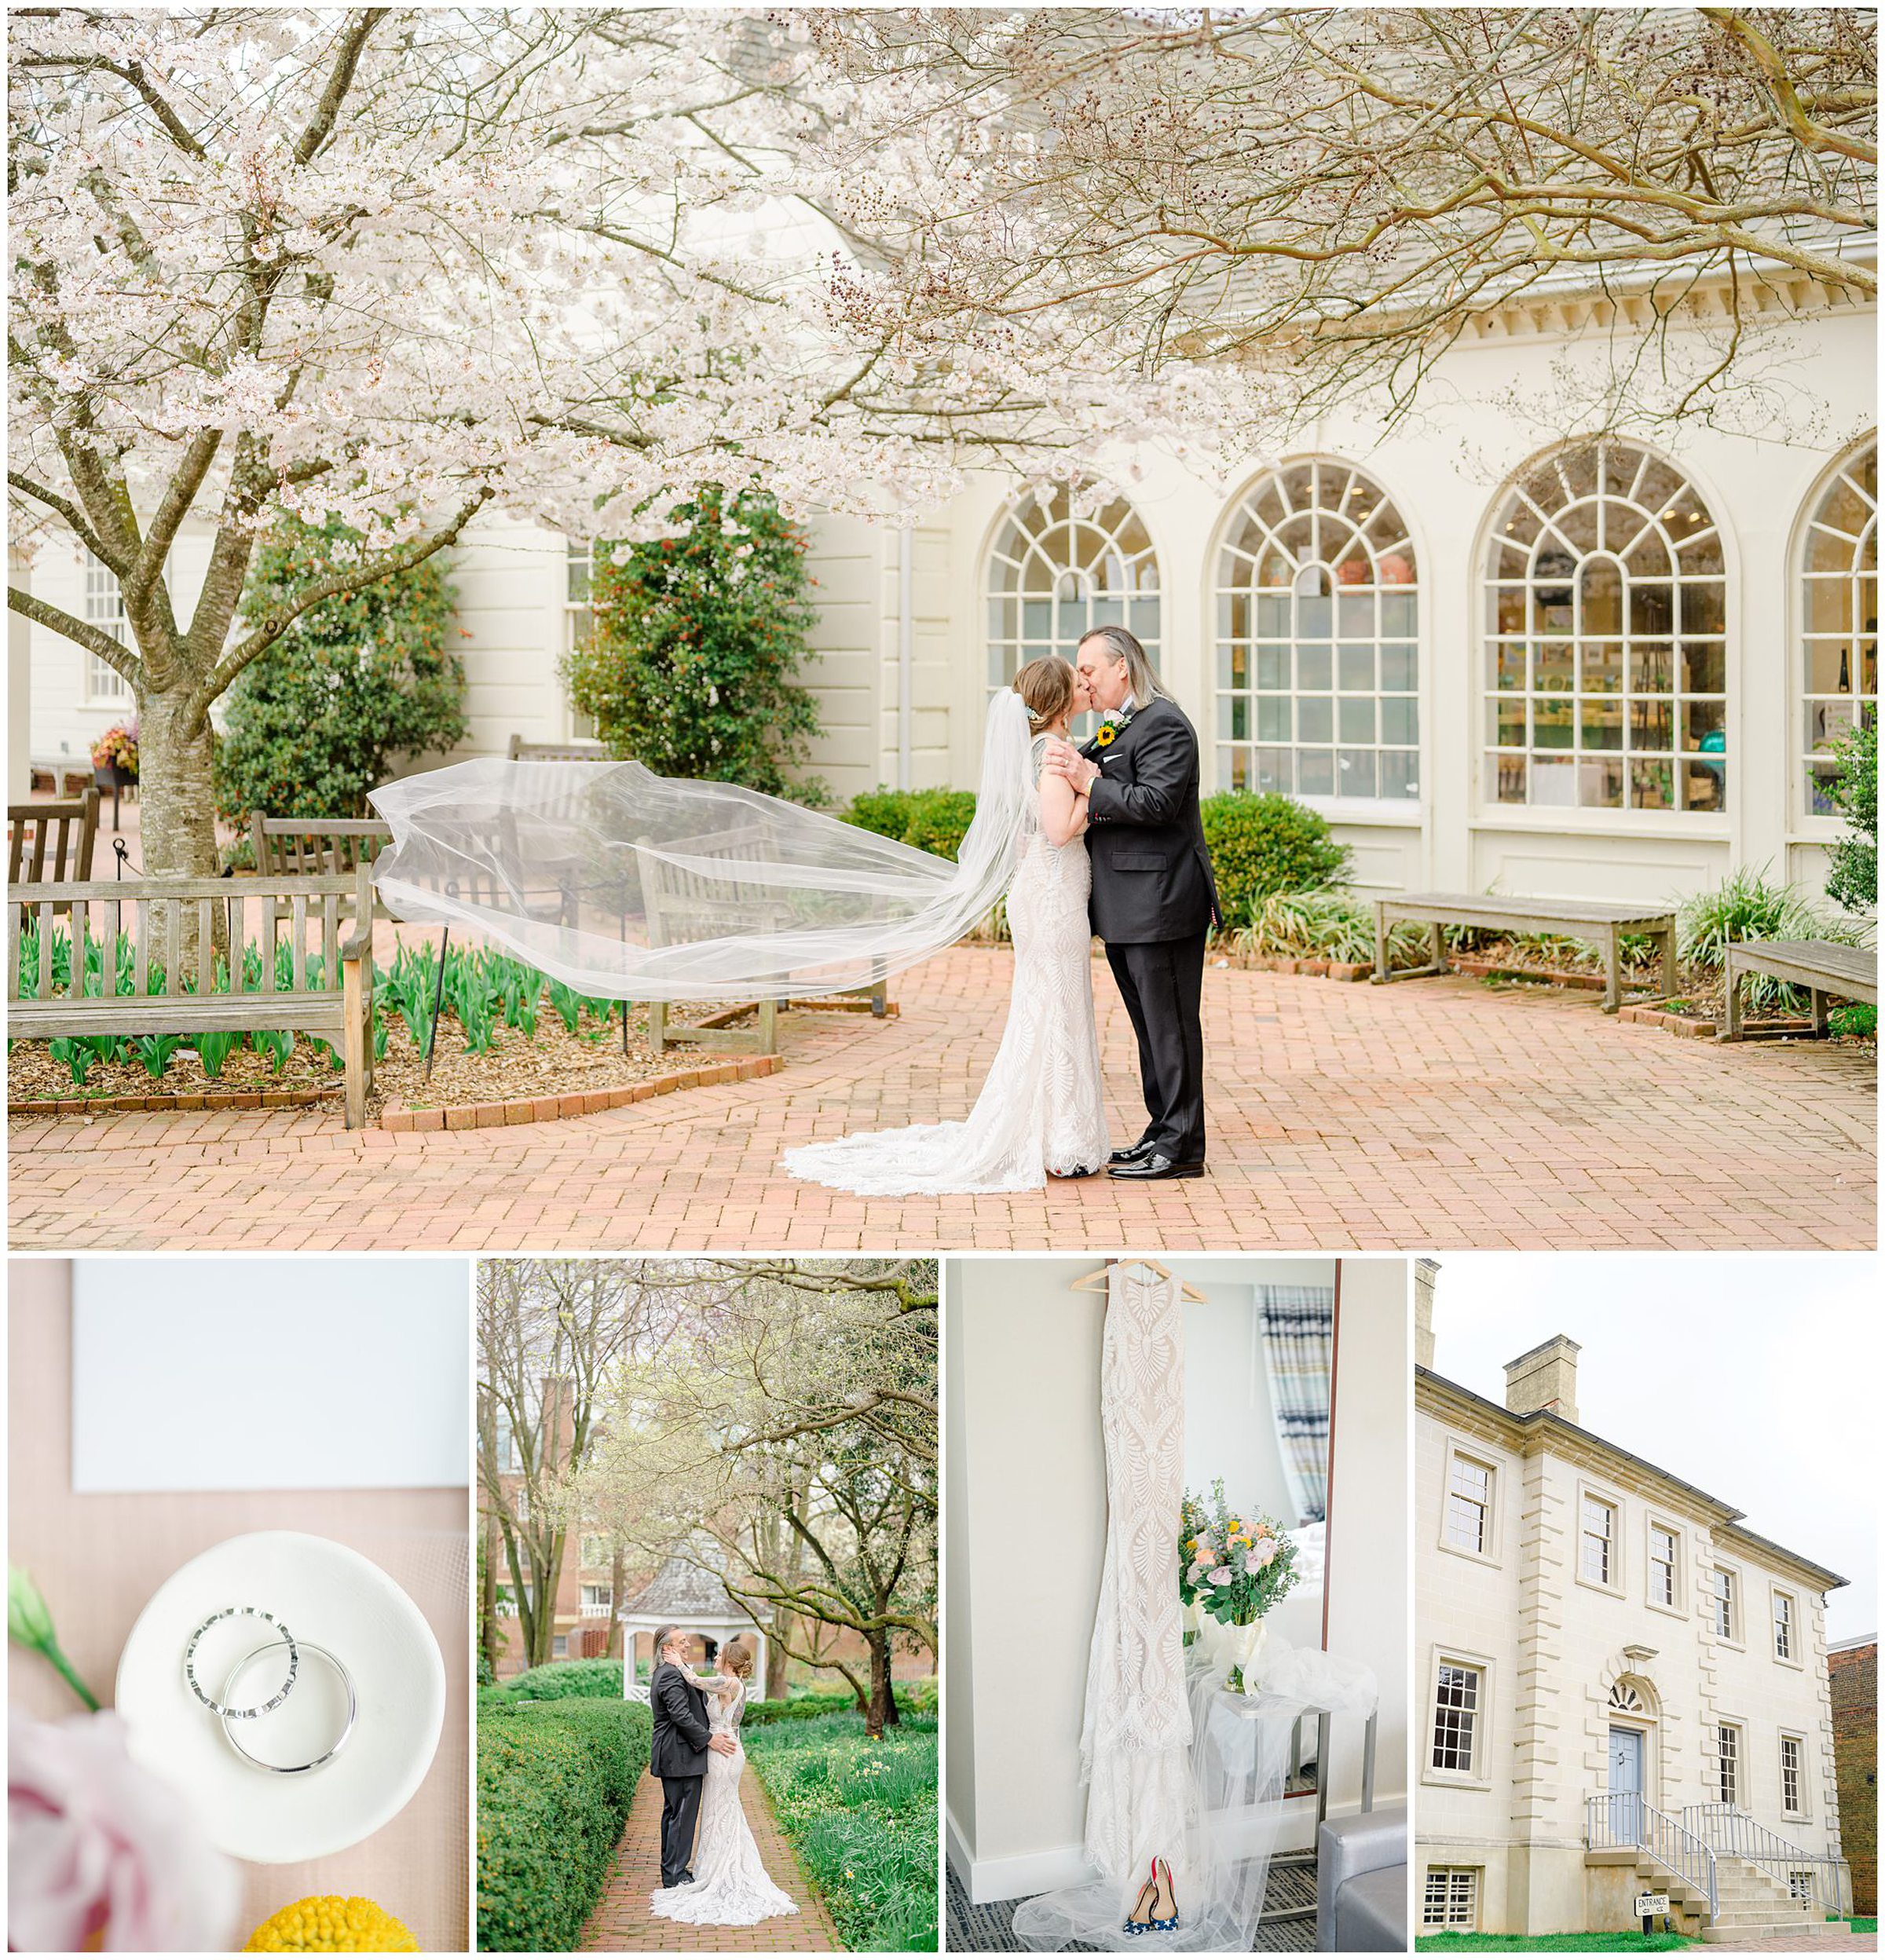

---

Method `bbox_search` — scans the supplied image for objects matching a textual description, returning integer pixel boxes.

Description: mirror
[1183,1264,1337,1800]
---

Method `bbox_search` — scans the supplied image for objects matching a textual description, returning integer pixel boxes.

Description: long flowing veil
[368,692,1036,1000]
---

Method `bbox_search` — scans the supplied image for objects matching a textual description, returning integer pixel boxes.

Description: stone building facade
[1415,1325,1852,1940]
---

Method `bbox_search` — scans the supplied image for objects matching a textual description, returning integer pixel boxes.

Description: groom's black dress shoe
[1109,1139,1158,1165]
[1107,1154,1206,1181]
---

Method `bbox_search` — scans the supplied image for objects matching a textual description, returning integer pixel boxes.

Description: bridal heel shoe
[1122,1857,1179,1936]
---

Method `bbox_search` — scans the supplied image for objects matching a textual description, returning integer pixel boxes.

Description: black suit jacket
[1081,695,1220,943]
[649,1661,712,1779]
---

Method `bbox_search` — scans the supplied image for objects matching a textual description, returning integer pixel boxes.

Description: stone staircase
[1699,1857,1850,1944]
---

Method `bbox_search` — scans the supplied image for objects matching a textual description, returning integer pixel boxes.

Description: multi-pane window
[1446,1455,1492,1553]
[1788,1870,1815,1903]
[566,540,595,653]
[1580,1496,1616,1585]
[580,1534,608,1570]
[1773,1591,1795,1660]
[1800,440,1877,817]
[1712,1567,1737,1640]
[984,487,1161,698]
[1422,1869,1480,1930]
[81,550,133,703]
[580,1583,613,1617]
[551,1633,569,1658]
[1431,1662,1481,1772]
[493,1413,522,1474]
[1781,1735,1804,1815]
[1714,1724,1740,1806]
[1213,459,1419,800]
[1649,1527,1679,1607]
[1484,441,1727,814]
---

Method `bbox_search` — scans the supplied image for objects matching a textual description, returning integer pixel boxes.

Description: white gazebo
[618,1546,767,1703]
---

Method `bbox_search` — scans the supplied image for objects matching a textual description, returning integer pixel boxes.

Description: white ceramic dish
[115,1530,445,1863]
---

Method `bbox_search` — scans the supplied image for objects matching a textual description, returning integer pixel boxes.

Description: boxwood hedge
[476,1697,650,1952]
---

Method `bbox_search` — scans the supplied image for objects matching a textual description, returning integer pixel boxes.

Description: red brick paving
[7,949,1875,1250]
[578,1768,837,1952]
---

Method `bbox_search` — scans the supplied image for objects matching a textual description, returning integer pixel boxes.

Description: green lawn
[1418,1936,1693,1953]
[1848,1918,1876,1935]
[745,1707,939,1952]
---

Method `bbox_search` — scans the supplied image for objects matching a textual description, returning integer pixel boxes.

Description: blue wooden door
[1609,1726,1645,1842]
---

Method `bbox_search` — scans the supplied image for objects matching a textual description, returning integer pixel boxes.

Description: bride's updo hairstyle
[719,1639,755,1680]
[1012,656,1076,736]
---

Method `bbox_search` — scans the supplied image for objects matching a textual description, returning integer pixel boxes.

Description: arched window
[1799,439,1877,817]
[983,488,1160,697]
[1484,442,1727,814]
[1213,459,1419,801]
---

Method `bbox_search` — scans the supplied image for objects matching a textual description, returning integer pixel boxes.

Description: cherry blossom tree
[7,9,1182,876]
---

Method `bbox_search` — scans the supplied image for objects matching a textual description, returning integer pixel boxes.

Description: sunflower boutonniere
[1093,707,1134,749]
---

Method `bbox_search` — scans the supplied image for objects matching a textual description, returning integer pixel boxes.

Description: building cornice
[1417,1366,1849,1595]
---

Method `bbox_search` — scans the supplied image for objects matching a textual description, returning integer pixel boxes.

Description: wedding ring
[218,1635,357,1775]
[184,1606,298,1719]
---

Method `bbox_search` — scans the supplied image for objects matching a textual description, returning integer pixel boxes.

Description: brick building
[1828,1635,1877,1916]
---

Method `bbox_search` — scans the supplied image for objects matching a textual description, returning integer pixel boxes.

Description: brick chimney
[1504,1334,1581,1425]
[1415,1259,1439,1370]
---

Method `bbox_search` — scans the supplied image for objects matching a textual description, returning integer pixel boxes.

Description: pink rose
[1244,1544,1278,1574]
[8,1707,240,1952]
[1206,1565,1235,1587]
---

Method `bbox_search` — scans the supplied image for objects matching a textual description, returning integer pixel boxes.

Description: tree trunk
[865,1629,897,1740]
[609,1543,627,1659]
[765,1614,790,1702]
[135,685,222,879]
[478,1519,503,1682]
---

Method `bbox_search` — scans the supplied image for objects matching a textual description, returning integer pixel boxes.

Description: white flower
[1206,1566,1235,1587]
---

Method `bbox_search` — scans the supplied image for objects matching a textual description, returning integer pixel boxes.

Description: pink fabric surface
[7,1259,470,1951]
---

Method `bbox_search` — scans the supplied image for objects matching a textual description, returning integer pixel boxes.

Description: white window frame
[1779,1731,1809,1819]
[1211,456,1422,810]
[1711,1563,1743,1646]
[1795,436,1877,827]
[1481,440,1730,825]
[1440,1446,1497,1562]
[1771,1586,1801,1666]
[80,550,134,706]
[982,485,1162,705]
[580,1534,609,1571]
[492,1413,522,1475]
[1422,1867,1481,1931]
[1425,1647,1493,1789]
[1712,1720,1743,1807]
[551,1632,569,1658]
[579,1582,613,1618]
[1576,1481,1624,1596]
[1646,1519,1685,1618]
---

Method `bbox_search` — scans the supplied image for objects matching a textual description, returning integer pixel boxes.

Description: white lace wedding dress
[781,734,1110,1194]
[649,1677,799,1929]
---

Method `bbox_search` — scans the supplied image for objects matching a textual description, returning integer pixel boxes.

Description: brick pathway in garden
[578,1768,838,1953]
[7,946,1875,1250]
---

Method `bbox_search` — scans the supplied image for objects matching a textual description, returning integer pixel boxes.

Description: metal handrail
[1586,1793,1718,1918]
[1680,1804,1848,1918]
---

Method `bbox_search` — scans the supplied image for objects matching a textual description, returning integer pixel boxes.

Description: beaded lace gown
[781,735,1110,1194]
[649,1678,799,1928]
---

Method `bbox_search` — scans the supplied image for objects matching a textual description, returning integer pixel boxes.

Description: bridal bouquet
[1178,1481,1300,1695]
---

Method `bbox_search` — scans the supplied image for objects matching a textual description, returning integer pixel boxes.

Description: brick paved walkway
[579,1768,837,1951]
[7,949,1875,1250]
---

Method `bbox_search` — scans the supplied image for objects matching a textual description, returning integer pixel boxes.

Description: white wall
[946,1254,1407,1904]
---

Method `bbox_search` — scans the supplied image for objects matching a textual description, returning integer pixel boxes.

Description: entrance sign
[1634,1893,1669,1916]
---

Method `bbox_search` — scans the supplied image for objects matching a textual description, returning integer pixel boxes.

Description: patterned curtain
[1257,1286,1334,1525]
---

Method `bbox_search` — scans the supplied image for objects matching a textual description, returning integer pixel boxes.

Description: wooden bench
[8,864,376,1128]
[1373,891,1678,1012]
[9,789,100,889]
[639,821,890,1055]
[250,812,391,876]
[507,735,613,762]
[1720,938,1877,1040]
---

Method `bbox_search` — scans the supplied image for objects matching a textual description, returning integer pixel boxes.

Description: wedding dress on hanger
[780,727,1109,1194]
[1012,1264,1381,1954]
[649,1677,798,1929]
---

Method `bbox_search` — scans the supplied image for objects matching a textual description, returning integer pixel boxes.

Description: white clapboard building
[1414,1280,1853,1940]
[14,247,1875,907]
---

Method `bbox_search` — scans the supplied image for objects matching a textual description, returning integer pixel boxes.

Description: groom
[1045,625,1220,1179]
[650,1624,735,1888]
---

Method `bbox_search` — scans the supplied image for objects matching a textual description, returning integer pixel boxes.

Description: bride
[649,1640,799,1929]
[781,654,1111,1194]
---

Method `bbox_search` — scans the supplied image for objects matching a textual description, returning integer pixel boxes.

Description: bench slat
[1725,939,1877,999]
[8,996,350,1040]
[1378,891,1677,928]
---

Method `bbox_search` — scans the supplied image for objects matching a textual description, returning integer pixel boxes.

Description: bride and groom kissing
[784,623,1220,1197]
[648,1625,799,1929]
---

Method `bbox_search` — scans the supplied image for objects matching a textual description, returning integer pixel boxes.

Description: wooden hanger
[1071,1256,1207,1303]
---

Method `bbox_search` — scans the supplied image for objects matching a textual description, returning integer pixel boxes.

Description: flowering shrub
[565,488,825,800]
[215,515,467,821]
[90,724,138,776]
[1180,1479,1300,1631]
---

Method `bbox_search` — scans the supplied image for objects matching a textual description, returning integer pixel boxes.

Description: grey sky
[1427,1253,1878,1644]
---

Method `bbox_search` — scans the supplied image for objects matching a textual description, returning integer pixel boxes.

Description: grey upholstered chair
[1315,1805,1407,1951]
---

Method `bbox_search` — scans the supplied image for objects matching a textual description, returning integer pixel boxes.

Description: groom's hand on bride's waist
[709,1734,738,1755]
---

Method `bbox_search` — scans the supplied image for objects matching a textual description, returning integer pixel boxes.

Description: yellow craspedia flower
[244,1896,418,1953]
